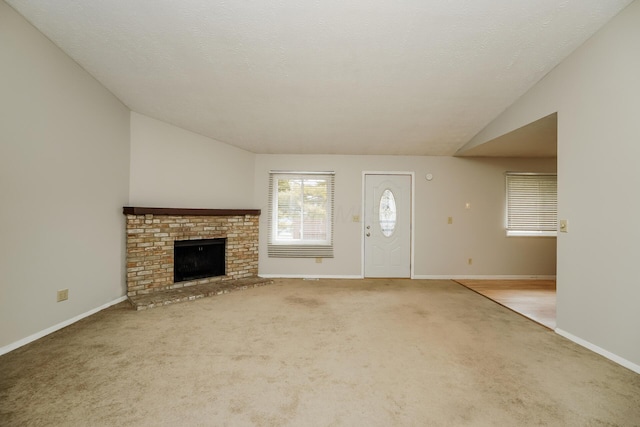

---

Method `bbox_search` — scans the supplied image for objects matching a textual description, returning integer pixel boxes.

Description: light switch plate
[559,219,568,233]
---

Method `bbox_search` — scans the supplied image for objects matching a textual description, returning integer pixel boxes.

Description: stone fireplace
[123,207,260,298]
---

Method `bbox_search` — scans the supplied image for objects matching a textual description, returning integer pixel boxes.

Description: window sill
[506,231,557,237]
[271,241,331,246]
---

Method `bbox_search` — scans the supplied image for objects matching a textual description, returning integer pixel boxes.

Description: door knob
[366,225,371,229]
[366,232,371,237]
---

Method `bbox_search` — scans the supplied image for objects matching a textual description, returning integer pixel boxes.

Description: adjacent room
[1,0,639,425]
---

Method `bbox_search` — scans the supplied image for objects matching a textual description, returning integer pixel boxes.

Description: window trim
[267,171,335,258]
[505,172,557,237]
[506,230,557,238]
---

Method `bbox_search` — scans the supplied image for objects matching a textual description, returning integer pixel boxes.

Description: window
[506,173,557,237]
[379,189,397,237]
[268,171,335,257]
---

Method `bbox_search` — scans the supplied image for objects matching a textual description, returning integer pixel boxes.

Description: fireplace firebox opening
[174,238,226,283]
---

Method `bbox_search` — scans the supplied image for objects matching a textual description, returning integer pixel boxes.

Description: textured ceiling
[6,0,632,155]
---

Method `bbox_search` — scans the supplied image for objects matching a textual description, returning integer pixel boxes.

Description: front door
[364,174,411,278]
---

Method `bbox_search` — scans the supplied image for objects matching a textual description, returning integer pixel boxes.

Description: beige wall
[255,155,557,278]
[0,2,130,349]
[129,112,256,209]
[463,1,640,368]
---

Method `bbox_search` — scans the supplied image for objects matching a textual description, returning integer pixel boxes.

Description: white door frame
[361,171,415,279]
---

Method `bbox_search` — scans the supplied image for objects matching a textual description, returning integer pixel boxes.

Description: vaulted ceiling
[7,0,632,155]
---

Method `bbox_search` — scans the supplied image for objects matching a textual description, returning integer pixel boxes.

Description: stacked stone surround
[124,207,260,297]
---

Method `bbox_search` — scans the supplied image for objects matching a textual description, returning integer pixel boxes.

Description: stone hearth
[123,207,269,309]
[128,276,273,311]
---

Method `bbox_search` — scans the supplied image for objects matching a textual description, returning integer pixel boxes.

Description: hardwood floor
[454,280,556,330]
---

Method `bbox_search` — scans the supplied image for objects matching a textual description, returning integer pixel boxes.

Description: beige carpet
[1,279,639,426]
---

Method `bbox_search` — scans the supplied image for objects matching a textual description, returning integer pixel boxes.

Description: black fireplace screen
[174,238,226,283]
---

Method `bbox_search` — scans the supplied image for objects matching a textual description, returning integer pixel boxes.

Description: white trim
[0,296,128,356]
[414,275,557,280]
[361,171,415,279]
[505,172,557,176]
[259,274,363,279]
[507,230,557,237]
[361,174,365,277]
[260,274,557,281]
[269,170,335,175]
[555,328,640,375]
[410,174,416,279]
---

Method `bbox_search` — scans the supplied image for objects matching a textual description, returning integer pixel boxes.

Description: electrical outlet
[468,258,473,265]
[448,216,453,224]
[315,257,322,264]
[57,289,69,302]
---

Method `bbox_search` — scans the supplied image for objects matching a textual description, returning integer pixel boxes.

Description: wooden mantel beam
[123,207,261,216]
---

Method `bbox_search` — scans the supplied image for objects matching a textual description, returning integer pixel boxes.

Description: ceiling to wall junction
[6,0,632,156]
[456,113,557,158]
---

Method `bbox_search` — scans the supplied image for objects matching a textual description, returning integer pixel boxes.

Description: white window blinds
[268,172,335,258]
[506,173,557,236]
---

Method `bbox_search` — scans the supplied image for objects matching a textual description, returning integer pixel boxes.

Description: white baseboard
[260,274,557,281]
[555,328,640,374]
[0,296,128,357]
[413,275,557,280]
[259,274,363,280]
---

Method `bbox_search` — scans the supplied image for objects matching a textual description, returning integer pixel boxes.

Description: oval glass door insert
[379,189,397,237]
